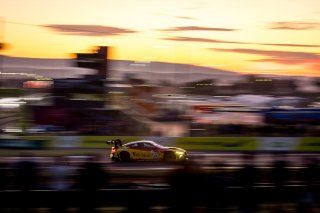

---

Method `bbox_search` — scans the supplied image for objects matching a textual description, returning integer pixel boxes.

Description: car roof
[124,140,164,147]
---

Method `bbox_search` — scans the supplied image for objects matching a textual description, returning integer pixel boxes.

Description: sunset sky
[1,0,320,76]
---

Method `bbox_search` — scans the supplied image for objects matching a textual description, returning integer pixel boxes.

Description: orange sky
[1,0,320,76]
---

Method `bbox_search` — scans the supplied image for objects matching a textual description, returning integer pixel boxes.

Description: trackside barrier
[173,137,258,151]
[173,137,320,152]
[0,136,320,152]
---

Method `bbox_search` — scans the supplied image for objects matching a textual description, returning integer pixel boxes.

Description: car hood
[165,147,186,152]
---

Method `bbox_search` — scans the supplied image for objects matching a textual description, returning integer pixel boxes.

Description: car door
[125,143,140,160]
[142,142,161,160]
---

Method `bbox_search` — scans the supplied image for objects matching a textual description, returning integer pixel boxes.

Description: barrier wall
[0,135,320,152]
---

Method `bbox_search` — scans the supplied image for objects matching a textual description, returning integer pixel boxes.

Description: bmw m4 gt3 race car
[107,139,188,162]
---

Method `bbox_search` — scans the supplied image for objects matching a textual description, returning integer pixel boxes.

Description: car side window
[137,143,144,148]
[126,143,138,149]
[143,143,156,149]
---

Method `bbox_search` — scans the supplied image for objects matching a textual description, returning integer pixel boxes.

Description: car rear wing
[106,139,122,148]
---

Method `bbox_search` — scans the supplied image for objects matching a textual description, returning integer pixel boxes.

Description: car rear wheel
[164,152,176,162]
[120,151,131,162]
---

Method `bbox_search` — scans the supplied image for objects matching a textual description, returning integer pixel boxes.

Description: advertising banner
[0,138,45,149]
[258,137,299,151]
[174,137,257,151]
[53,136,81,148]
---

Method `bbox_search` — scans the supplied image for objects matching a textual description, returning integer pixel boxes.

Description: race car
[107,139,188,162]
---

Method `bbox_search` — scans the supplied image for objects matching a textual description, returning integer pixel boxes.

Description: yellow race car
[107,139,188,162]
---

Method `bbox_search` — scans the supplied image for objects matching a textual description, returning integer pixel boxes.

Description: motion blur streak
[0,45,319,212]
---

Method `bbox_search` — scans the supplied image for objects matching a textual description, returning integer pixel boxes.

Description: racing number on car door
[150,150,160,160]
[140,143,156,160]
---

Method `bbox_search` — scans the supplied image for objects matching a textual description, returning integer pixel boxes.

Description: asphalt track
[1,151,318,188]
[1,151,318,169]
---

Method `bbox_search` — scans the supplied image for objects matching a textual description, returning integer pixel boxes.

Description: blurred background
[1,45,319,137]
[0,0,320,212]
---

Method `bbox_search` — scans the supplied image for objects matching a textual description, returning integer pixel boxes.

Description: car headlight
[175,151,184,155]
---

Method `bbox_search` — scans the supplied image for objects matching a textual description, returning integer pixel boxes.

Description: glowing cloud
[164,36,246,44]
[174,16,196,20]
[159,26,237,32]
[164,36,319,48]
[259,43,320,48]
[267,21,319,30]
[211,48,320,65]
[43,24,137,36]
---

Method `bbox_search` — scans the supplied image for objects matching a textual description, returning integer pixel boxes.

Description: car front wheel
[164,152,176,162]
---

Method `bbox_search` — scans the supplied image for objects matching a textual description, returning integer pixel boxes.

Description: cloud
[164,36,247,44]
[163,36,320,48]
[159,26,238,32]
[174,16,196,20]
[259,43,320,48]
[211,48,320,64]
[267,21,319,30]
[43,24,137,36]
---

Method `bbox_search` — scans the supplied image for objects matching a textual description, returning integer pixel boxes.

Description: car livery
[107,139,187,162]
